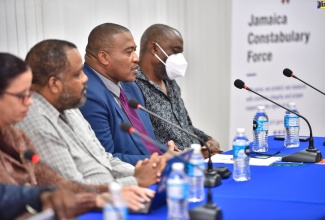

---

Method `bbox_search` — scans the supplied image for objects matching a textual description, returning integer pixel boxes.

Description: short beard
[56,87,86,112]
[154,62,170,81]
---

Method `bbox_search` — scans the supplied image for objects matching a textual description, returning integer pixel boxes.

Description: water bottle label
[187,162,204,177]
[167,183,189,199]
[284,115,299,127]
[104,205,128,220]
[253,120,269,131]
[233,145,248,159]
[121,207,128,220]
[104,205,116,220]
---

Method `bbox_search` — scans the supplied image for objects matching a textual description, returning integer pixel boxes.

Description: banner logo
[317,1,325,9]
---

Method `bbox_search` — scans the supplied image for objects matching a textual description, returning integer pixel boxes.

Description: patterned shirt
[16,93,137,186]
[135,70,209,150]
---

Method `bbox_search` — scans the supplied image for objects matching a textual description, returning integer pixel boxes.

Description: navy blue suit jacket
[0,184,47,220]
[80,63,163,165]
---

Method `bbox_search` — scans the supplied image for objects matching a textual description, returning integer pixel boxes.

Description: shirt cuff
[114,176,138,186]
[29,185,56,213]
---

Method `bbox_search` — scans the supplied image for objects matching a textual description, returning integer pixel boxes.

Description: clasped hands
[134,140,180,187]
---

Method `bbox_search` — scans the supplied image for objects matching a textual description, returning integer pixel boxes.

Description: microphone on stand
[23,149,118,209]
[120,122,210,173]
[283,68,325,146]
[23,149,126,218]
[23,150,129,219]
[120,122,204,171]
[128,99,229,186]
[23,149,108,194]
[120,122,222,220]
[234,79,322,163]
[283,68,325,95]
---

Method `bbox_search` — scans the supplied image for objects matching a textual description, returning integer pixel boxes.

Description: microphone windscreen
[234,79,245,89]
[120,122,133,133]
[23,149,39,164]
[128,99,140,109]
[283,68,293,77]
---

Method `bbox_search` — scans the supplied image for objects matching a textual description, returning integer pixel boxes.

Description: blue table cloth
[79,136,325,220]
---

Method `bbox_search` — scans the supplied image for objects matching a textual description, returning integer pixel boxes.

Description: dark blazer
[0,184,47,220]
[80,63,162,165]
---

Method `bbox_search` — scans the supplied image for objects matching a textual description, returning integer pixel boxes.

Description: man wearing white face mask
[136,24,223,158]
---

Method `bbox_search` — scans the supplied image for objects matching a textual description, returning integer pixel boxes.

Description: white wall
[0,0,232,150]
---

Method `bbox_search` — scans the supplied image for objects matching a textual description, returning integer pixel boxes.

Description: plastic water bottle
[167,162,189,220]
[252,105,269,152]
[284,102,300,148]
[233,128,250,182]
[103,182,128,220]
[187,144,205,202]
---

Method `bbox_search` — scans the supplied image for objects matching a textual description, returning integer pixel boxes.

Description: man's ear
[48,76,62,94]
[150,42,157,55]
[97,51,110,65]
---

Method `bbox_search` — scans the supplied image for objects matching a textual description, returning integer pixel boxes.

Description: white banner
[230,0,325,143]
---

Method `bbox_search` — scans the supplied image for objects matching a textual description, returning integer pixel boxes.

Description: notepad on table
[205,154,282,166]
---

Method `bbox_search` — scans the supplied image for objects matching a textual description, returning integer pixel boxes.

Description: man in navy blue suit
[80,23,177,165]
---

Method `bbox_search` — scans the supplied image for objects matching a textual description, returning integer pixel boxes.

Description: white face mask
[154,43,188,80]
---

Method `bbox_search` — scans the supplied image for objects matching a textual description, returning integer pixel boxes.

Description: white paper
[205,154,282,166]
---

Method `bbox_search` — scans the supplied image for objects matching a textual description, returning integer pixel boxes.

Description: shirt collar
[90,66,121,97]
[136,68,148,81]
[32,92,73,125]
[137,68,172,95]
[33,92,59,115]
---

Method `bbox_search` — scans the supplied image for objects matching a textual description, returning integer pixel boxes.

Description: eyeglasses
[4,90,34,104]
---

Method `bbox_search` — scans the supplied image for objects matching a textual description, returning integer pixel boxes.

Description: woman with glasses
[0,53,34,126]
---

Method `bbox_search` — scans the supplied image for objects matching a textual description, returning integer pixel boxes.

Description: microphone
[23,150,106,193]
[120,122,222,220]
[283,68,325,96]
[22,150,129,217]
[23,149,119,209]
[120,122,213,175]
[283,68,325,146]
[128,99,204,144]
[234,79,322,163]
[128,99,228,186]
[24,149,40,164]
[23,149,104,193]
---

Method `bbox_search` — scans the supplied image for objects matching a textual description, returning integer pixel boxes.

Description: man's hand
[167,140,181,152]
[134,153,166,187]
[160,140,181,160]
[121,185,155,211]
[40,190,77,219]
[201,137,223,159]
[95,186,155,211]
